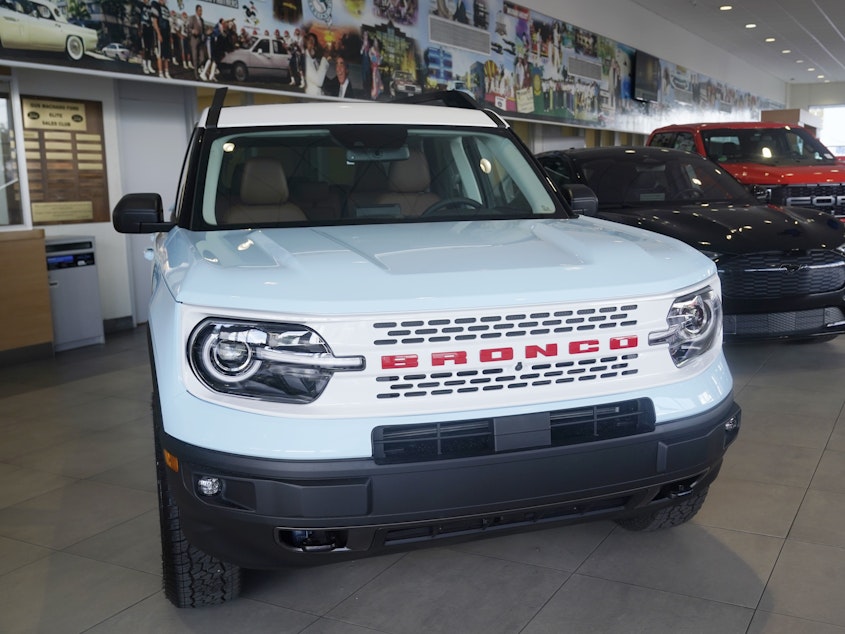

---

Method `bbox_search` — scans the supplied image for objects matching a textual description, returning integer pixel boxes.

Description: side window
[703,135,742,162]
[649,133,675,148]
[538,156,576,188]
[256,40,269,54]
[673,133,695,153]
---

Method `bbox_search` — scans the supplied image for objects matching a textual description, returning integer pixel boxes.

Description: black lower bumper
[164,396,740,569]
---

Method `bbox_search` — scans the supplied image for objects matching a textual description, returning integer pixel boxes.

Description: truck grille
[723,307,845,336]
[372,305,638,346]
[375,354,639,399]
[372,398,655,464]
[774,183,845,218]
[718,251,845,299]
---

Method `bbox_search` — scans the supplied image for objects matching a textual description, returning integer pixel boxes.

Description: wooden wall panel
[0,229,52,352]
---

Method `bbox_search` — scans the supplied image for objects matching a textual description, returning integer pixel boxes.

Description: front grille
[372,399,655,464]
[375,354,640,399]
[774,183,845,217]
[718,251,845,299]
[372,305,638,346]
[723,307,845,336]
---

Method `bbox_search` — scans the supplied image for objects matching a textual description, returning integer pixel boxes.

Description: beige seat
[374,150,440,217]
[218,158,306,224]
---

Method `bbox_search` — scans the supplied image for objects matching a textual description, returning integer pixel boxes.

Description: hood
[597,202,845,254]
[723,161,845,186]
[158,218,717,314]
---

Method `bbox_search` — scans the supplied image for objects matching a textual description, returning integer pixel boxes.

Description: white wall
[11,69,195,327]
[788,82,845,109]
[13,69,131,323]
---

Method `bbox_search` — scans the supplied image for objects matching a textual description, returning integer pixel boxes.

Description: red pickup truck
[648,121,845,219]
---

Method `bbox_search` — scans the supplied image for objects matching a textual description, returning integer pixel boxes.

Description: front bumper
[164,395,740,569]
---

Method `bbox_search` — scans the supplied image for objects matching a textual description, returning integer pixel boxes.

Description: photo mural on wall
[0,0,783,134]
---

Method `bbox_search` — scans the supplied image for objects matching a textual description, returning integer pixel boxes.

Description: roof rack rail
[391,90,481,110]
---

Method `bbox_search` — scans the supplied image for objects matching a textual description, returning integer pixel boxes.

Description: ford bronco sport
[113,89,741,607]
[648,121,845,219]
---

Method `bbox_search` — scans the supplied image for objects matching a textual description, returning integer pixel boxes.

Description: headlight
[189,319,365,403]
[648,287,722,367]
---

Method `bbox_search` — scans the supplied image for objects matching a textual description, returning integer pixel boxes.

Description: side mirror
[566,184,599,216]
[112,193,174,233]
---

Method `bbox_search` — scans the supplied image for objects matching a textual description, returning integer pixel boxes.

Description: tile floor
[1,326,844,633]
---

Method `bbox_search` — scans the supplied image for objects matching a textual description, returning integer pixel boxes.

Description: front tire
[65,35,85,61]
[615,487,709,531]
[153,391,242,607]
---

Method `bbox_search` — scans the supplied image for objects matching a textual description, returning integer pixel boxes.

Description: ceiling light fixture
[796,59,804,63]
[719,5,732,10]
[765,37,775,43]
[808,67,816,71]
[745,23,757,29]
[817,75,825,79]
[781,49,791,54]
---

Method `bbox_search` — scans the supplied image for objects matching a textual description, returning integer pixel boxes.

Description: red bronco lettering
[381,336,639,369]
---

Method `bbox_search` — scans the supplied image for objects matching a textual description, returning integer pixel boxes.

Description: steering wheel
[423,197,484,216]
[676,188,704,200]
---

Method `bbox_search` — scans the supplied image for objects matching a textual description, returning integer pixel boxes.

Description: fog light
[724,415,739,432]
[197,476,222,496]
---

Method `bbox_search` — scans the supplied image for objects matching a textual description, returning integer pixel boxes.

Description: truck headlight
[649,287,721,367]
[189,319,365,403]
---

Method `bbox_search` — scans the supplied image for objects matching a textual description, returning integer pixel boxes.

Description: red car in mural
[648,122,845,220]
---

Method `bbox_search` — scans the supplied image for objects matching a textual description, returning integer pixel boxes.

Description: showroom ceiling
[629,0,845,84]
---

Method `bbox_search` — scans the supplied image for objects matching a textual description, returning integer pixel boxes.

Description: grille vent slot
[372,399,655,464]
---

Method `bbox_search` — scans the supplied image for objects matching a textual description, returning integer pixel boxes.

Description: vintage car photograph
[219,36,291,83]
[100,42,131,62]
[537,146,845,341]
[0,0,97,60]
[390,69,421,97]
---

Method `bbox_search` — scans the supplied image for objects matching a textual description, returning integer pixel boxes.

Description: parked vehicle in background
[648,122,845,220]
[101,42,131,62]
[537,146,845,341]
[112,89,740,608]
[219,36,291,83]
[0,0,98,60]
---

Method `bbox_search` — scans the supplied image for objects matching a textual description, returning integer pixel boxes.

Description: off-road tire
[153,390,242,607]
[615,487,709,531]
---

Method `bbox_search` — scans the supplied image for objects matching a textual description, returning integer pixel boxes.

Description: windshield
[570,152,754,207]
[194,125,564,228]
[701,126,836,165]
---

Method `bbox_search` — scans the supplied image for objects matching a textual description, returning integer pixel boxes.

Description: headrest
[240,158,290,205]
[387,150,431,193]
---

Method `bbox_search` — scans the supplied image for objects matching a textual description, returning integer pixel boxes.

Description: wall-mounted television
[633,50,660,102]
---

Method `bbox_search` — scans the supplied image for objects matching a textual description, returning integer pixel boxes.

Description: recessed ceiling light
[817,75,825,79]
[765,37,775,43]
[719,5,733,10]
[796,59,804,63]
[808,67,816,71]
[745,23,757,29]
[781,49,791,54]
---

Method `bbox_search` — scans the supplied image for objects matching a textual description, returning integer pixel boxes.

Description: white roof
[199,101,501,129]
